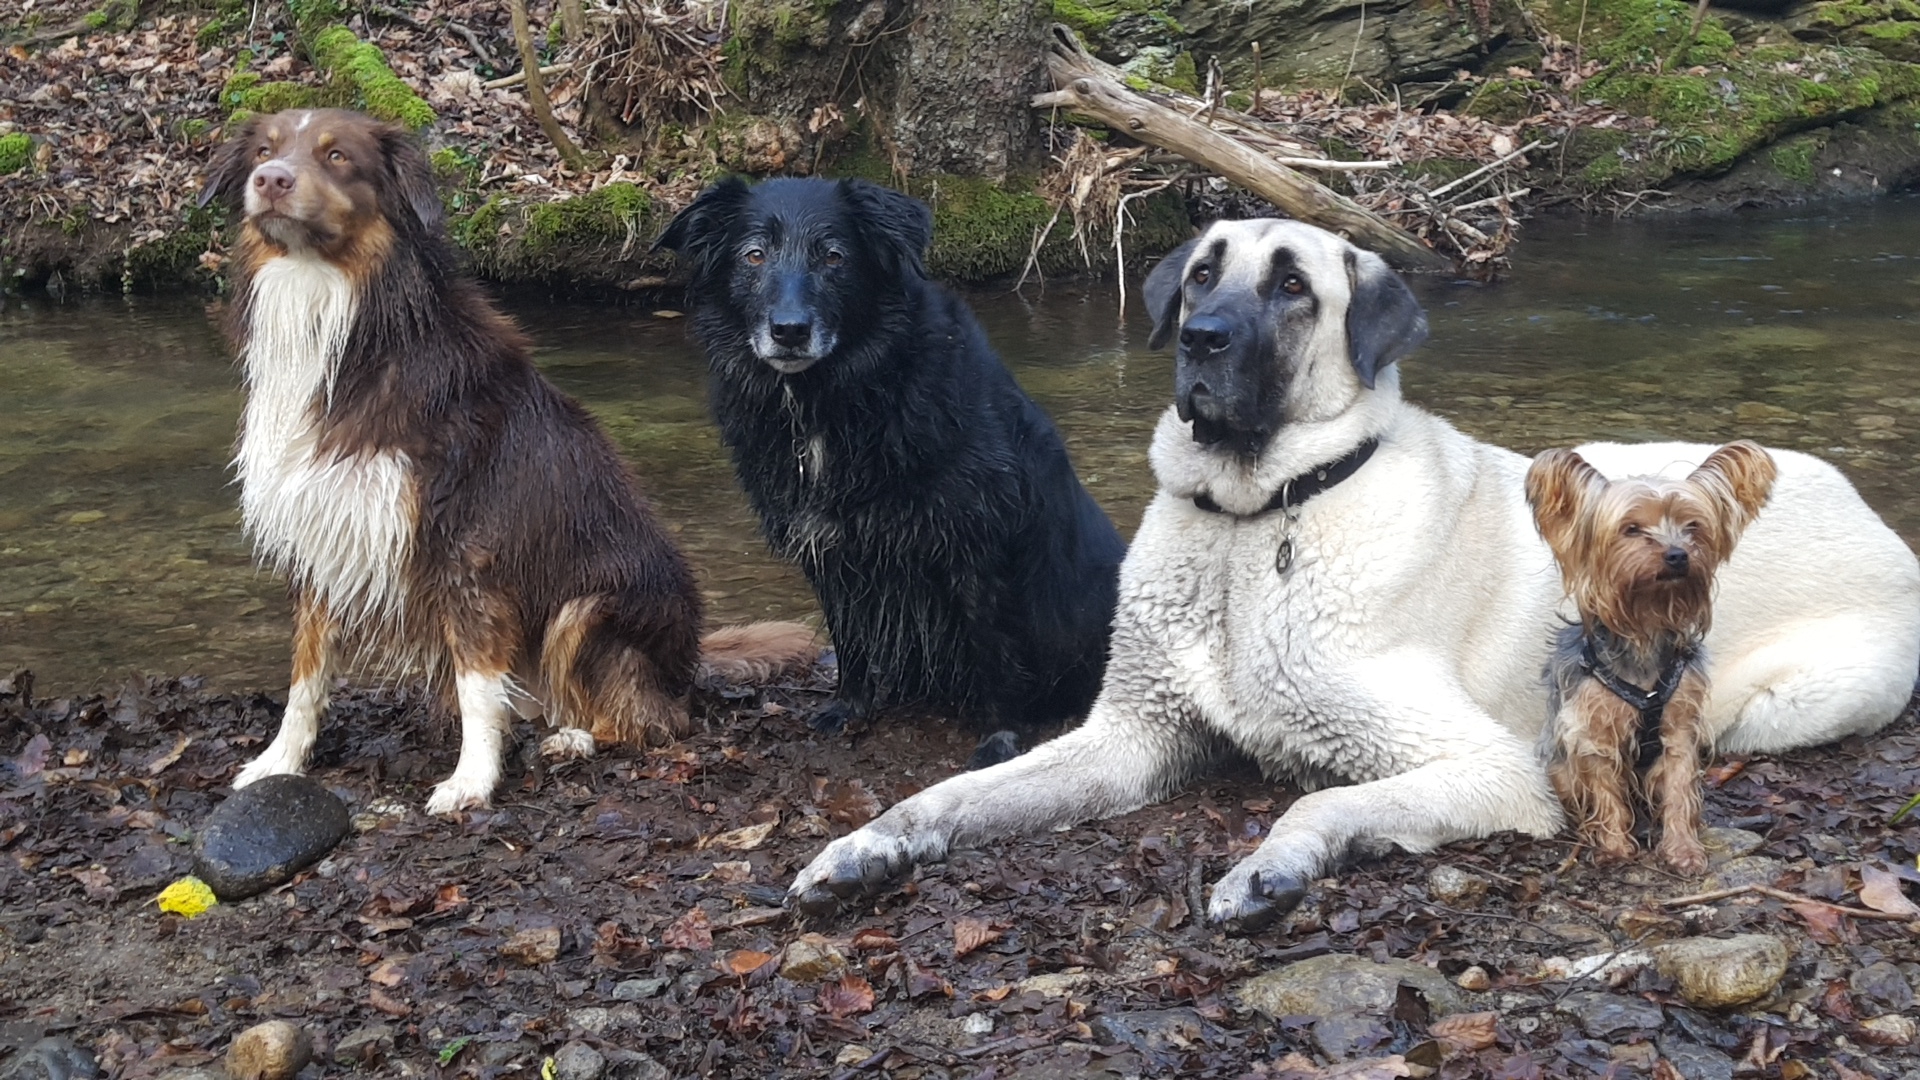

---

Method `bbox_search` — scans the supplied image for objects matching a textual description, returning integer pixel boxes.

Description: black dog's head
[654,177,933,376]
[1142,219,1428,457]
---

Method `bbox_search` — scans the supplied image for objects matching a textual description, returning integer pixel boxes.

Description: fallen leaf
[704,820,777,852]
[14,733,50,778]
[1820,979,1856,1024]
[1788,902,1853,945]
[662,908,713,951]
[144,733,192,775]
[1652,1062,1684,1080]
[433,884,469,912]
[953,916,1001,957]
[500,925,562,965]
[720,949,774,976]
[72,866,114,902]
[973,984,1013,1002]
[1429,1011,1498,1053]
[1703,759,1746,786]
[1856,864,1920,917]
[818,973,876,1017]
[368,960,407,988]
[709,860,753,883]
[368,988,411,1017]
[849,928,898,952]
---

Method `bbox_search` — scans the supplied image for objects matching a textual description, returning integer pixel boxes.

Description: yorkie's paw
[1659,837,1709,876]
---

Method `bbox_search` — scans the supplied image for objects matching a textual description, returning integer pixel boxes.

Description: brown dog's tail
[698,621,822,684]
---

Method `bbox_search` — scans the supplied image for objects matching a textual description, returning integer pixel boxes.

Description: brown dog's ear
[198,116,262,210]
[1688,440,1777,535]
[1526,447,1607,563]
[379,126,444,233]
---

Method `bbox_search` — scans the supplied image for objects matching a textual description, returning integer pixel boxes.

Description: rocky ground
[0,666,1916,1079]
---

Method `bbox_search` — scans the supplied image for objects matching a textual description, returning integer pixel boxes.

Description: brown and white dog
[198,109,816,814]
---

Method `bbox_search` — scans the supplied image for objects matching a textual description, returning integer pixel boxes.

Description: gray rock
[1850,961,1915,1014]
[553,1042,605,1080]
[1704,856,1783,892]
[610,978,668,1001]
[193,774,350,900]
[1092,1008,1221,1059]
[226,1020,311,1080]
[1698,828,1764,865]
[1238,953,1467,1019]
[1556,991,1664,1038]
[0,1038,99,1080]
[778,934,847,982]
[1653,935,1789,1008]
[567,1008,613,1034]
[1427,865,1490,907]
[476,1039,539,1068]
[961,1013,995,1036]
[603,1050,669,1080]
[1655,1036,1734,1080]
[1312,1015,1393,1060]
[1858,1013,1918,1046]
[331,1024,396,1066]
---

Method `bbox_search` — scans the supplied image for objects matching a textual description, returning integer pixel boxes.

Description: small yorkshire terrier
[1526,441,1777,874]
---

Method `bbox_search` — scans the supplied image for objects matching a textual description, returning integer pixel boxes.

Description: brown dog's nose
[252,163,295,199]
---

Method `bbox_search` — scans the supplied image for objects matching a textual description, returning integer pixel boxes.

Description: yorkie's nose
[1663,546,1689,574]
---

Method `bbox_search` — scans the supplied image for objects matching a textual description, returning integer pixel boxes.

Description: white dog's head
[1142,220,1429,457]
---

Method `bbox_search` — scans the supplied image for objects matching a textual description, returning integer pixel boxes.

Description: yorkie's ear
[1526,448,1607,562]
[1688,440,1777,536]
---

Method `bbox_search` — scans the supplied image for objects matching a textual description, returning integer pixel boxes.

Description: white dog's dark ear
[1143,237,1200,350]
[1344,248,1428,389]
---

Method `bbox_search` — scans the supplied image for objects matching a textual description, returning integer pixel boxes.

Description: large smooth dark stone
[0,1037,99,1080]
[192,775,349,900]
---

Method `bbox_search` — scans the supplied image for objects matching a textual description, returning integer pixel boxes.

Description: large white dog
[790,219,1920,931]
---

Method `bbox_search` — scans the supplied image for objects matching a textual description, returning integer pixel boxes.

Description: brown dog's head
[1526,441,1777,642]
[198,109,441,263]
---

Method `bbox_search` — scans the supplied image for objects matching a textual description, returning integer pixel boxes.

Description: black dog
[656,177,1125,766]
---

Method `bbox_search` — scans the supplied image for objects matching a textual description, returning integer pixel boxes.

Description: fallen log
[1033,26,1450,272]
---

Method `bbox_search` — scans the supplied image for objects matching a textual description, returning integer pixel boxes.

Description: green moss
[122,205,225,285]
[1168,50,1199,93]
[309,26,436,129]
[1051,0,1121,36]
[1046,0,1184,48]
[83,9,109,28]
[524,182,652,252]
[431,146,483,189]
[0,132,33,176]
[1463,78,1543,122]
[1768,134,1820,180]
[285,0,346,41]
[220,71,331,114]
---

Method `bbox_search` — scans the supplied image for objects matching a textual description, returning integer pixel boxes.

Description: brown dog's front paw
[1659,836,1709,876]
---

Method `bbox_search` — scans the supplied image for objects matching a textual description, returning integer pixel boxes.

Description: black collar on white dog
[1193,438,1381,518]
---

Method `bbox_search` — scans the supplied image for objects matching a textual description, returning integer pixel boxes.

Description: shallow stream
[3,198,1918,693]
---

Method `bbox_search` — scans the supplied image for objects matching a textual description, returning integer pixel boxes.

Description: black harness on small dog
[1192,438,1380,517]
[1579,635,1696,771]
[1192,438,1379,576]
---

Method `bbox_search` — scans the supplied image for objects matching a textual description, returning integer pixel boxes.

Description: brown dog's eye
[328,149,345,163]
[1282,274,1306,295]
[256,145,271,160]
[745,248,766,266]
[1191,265,1210,285]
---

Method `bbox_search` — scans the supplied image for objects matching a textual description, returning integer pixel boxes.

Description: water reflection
[2,197,1917,692]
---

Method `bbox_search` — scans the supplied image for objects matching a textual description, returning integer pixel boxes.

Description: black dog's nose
[1663,546,1689,573]
[769,319,811,348]
[1179,315,1234,355]
[252,163,294,199]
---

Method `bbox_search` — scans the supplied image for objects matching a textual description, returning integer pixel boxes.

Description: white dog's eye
[1281,274,1306,295]
[1191,265,1210,285]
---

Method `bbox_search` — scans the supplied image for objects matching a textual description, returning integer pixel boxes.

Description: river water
[4,199,1919,693]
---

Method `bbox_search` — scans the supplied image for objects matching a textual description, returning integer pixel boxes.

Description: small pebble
[501,925,562,966]
[551,1042,605,1080]
[226,1020,311,1080]
[1653,934,1788,1008]
[1427,864,1490,907]
[1455,965,1491,991]
[778,934,847,982]
[834,1046,872,1066]
[962,1013,994,1035]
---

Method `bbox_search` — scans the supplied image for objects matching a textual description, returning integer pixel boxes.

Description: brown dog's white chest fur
[234,253,417,634]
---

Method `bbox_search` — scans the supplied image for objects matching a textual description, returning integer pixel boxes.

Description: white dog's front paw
[540,727,596,761]
[1208,860,1312,935]
[424,773,496,817]
[788,829,918,916]
[232,746,304,790]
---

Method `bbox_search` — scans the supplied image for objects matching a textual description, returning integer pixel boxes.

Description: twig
[507,0,585,169]
[483,62,571,90]
[447,19,501,72]
[1013,204,1065,293]
[1273,157,1392,171]
[1113,178,1176,320]
[1427,140,1550,201]
[1251,40,1262,108]
[1449,187,1530,214]
[1657,883,1920,921]
[1339,0,1367,98]
[367,2,426,31]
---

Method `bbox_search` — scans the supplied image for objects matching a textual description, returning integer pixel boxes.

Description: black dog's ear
[654,177,751,279]
[198,116,262,210]
[838,178,933,278]
[1143,237,1200,351]
[1344,247,1428,390]
[379,126,444,232]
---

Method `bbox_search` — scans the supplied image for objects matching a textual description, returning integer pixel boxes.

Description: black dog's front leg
[809,640,876,734]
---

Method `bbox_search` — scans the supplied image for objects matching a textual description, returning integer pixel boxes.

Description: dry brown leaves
[817,973,876,1018]
[661,906,713,950]
[951,915,1002,958]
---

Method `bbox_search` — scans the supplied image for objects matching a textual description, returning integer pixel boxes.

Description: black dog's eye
[328,149,345,163]
[1281,274,1306,295]
[1190,265,1211,285]
[744,248,766,266]
[824,250,844,267]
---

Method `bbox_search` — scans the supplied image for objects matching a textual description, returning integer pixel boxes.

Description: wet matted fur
[656,177,1126,761]
[198,109,815,815]
[789,218,1920,930]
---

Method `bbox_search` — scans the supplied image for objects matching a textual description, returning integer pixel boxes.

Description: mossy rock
[0,132,32,176]
[307,26,435,129]
[451,184,658,282]
[1463,78,1544,122]
[220,71,341,116]
[1768,131,1824,179]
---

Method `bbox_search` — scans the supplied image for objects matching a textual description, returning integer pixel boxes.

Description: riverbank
[1,669,1916,1078]
[4,0,1920,295]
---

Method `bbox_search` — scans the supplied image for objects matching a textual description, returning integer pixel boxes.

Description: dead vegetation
[569,0,729,134]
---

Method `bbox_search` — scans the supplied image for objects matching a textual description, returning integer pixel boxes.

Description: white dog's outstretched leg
[234,595,335,789]
[789,699,1205,916]
[1209,667,1564,934]
[425,668,515,816]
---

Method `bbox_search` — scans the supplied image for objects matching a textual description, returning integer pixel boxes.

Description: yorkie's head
[1526,441,1777,644]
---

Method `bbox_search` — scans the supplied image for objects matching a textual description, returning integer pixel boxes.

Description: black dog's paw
[965,730,1022,770]
[1209,868,1310,936]
[807,701,853,734]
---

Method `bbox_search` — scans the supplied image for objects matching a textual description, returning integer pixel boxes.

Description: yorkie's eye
[1281,274,1306,295]
[744,248,766,266]
[1622,523,1642,537]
